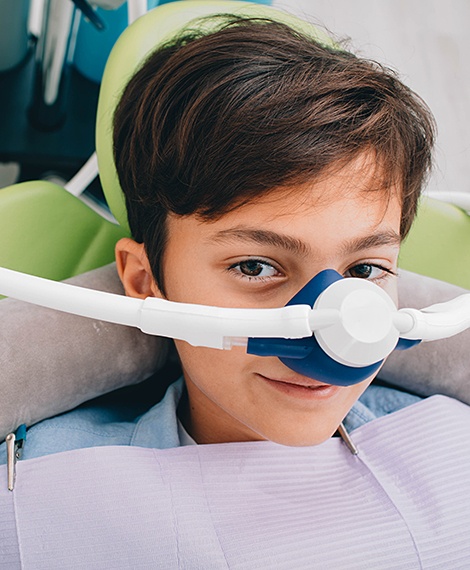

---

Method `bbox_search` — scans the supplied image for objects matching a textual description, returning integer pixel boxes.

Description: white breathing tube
[1,266,470,366]
[399,295,470,341]
[0,267,331,348]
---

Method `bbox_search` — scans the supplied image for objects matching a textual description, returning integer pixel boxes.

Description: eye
[345,263,395,282]
[228,259,282,281]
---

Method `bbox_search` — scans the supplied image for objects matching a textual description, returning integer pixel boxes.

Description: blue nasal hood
[247,270,419,386]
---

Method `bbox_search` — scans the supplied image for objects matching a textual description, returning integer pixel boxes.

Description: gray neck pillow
[0,264,468,440]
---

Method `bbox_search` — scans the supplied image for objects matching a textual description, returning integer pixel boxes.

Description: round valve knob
[314,278,400,367]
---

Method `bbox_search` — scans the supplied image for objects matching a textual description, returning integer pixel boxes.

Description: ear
[115,238,162,299]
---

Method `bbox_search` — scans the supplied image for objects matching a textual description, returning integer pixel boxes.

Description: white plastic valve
[313,278,400,367]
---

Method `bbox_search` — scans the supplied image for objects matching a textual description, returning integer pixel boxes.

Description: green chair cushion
[0,181,129,281]
[399,196,470,289]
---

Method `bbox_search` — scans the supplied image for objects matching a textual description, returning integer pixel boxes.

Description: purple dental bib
[1,395,469,569]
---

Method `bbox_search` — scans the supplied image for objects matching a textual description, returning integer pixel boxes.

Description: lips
[256,373,341,400]
[257,374,329,389]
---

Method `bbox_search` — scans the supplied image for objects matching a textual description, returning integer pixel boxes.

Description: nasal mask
[1,266,469,386]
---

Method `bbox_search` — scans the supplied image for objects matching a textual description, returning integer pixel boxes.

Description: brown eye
[348,264,373,279]
[345,263,395,282]
[229,259,280,280]
[239,260,266,276]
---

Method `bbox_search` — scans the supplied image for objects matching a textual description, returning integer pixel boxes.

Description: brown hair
[113,16,435,293]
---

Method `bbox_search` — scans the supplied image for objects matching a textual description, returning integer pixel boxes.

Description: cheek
[175,342,252,394]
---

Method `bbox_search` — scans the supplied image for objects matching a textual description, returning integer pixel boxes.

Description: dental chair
[1,0,470,440]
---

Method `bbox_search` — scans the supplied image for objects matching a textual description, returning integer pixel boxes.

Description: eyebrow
[210,226,401,257]
[338,230,401,255]
[210,228,311,257]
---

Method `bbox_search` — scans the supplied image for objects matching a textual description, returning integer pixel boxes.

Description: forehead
[209,153,401,234]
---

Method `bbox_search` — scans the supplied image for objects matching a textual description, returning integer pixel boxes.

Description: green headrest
[95,0,332,231]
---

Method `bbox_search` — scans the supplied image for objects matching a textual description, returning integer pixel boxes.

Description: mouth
[256,373,341,400]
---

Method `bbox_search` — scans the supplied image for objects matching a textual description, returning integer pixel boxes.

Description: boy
[0,16,435,454]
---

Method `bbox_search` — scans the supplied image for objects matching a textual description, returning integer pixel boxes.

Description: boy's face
[118,154,402,446]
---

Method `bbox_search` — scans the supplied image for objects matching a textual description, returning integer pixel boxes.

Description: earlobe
[115,238,162,299]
